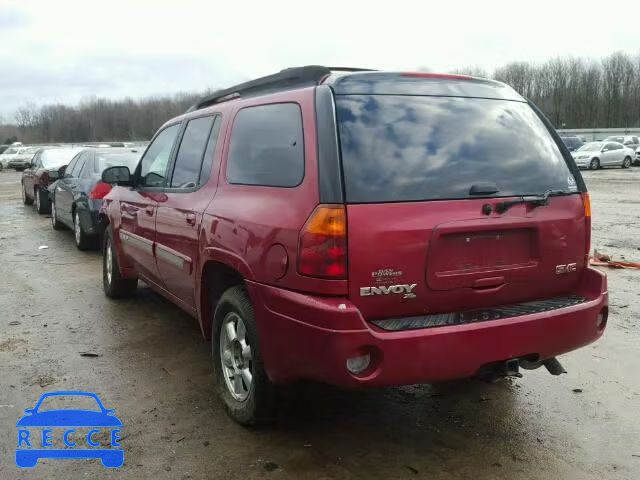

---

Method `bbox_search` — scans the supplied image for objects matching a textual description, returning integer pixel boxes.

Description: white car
[0,146,29,171]
[571,141,635,170]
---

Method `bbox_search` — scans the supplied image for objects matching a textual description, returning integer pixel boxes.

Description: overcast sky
[1,0,639,121]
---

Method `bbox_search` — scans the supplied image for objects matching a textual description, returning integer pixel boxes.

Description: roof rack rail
[188,65,376,111]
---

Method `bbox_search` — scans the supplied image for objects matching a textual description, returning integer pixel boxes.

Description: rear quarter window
[336,95,576,203]
[227,103,304,187]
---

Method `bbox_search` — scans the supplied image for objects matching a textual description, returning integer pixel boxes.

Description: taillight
[90,182,112,200]
[297,205,347,279]
[581,192,591,259]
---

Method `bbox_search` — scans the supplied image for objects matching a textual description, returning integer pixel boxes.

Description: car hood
[16,410,123,427]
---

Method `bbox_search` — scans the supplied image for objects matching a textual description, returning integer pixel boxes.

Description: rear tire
[74,211,94,250]
[589,158,600,170]
[212,286,275,425]
[35,188,49,214]
[22,182,33,205]
[622,157,631,169]
[103,228,138,298]
[51,195,64,230]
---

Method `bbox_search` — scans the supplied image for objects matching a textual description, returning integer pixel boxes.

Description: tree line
[3,51,640,144]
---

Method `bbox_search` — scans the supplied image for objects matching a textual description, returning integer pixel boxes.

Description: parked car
[50,148,142,249]
[99,66,607,424]
[0,146,29,171]
[21,147,83,213]
[559,135,584,152]
[602,135,640,152]
[8,146,40,171]
[571,141,634,169]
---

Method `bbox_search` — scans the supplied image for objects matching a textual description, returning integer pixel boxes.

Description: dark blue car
[49,148,142,250]
[16,391,123,468]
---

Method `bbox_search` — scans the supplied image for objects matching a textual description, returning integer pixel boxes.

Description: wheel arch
[198,259,247,340]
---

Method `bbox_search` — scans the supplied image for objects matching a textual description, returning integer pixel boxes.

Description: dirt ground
[0,167,639,480]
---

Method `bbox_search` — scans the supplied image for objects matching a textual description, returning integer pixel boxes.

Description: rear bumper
[247,267,608,387]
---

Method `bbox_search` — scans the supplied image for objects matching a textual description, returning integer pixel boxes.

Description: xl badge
[360,284,417,299]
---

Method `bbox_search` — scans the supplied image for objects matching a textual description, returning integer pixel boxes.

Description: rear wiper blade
[495,190,568,214]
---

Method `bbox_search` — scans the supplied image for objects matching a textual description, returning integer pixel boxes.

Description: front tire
[589,158,600,170]
[103,228,138,298]
[212,286,274,425]
[622,157,631,169]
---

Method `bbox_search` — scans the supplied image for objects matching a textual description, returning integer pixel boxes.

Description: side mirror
[57,165,66,178]
[102,166,132,186]
[601,147,609,152]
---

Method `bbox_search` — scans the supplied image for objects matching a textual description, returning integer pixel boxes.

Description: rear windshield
[336,95,577,203]
[94,151,142,174]
[41,149,83,169]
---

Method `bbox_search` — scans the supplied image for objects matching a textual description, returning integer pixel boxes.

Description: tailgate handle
[469,182,499,195]
[472,276,505,289]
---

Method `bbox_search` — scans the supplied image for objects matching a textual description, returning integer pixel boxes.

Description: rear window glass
[40,148,83,169]
[336,95,576,203]
[227,103,304,187]
[94,151,142,175]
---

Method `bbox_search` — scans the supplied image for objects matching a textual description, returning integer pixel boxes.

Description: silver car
[571,142,635,170]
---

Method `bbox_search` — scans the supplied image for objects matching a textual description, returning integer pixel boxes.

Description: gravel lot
[0,167,639,480]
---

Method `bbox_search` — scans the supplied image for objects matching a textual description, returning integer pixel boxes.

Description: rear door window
[227,103,304,187]
[336,95,576,203]
[170,115,215,188]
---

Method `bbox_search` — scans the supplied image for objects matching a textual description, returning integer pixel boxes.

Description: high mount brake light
[401,72,473,80]
[89,182,112,200]
[298,205,347,279]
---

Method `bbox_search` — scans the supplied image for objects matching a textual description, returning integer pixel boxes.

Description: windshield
[577,143,603,152]
[3,148,19,155]
[40,148,83,169]
[94,151,142,174]
[36,394,102,412]
[336,95,576,203]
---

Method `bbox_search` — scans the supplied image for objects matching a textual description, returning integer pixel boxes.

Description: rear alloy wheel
[51,196,64,230]
[35,188,45,213]
[74,211,93,250]
[213,286,274,425]
[102,229,137,298]
[589,158,600,170]
[22,183,33,205]
[622,157,631,169]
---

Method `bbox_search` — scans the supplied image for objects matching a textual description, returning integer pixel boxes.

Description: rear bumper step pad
[370,295,587,331]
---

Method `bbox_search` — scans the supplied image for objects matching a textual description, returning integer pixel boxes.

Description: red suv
[99,66,608,424]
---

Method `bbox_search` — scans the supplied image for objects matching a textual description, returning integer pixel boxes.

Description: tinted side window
[64,156,79,177]
[139,124,180,187]
[199,116,222,186]
[227,103,304,187]
[71,153,87,177]
[170,116,214,188]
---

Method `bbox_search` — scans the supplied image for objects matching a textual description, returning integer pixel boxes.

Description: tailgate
[346,195,587,321]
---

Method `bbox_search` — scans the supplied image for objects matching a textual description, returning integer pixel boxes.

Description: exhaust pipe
[543,357,567,376]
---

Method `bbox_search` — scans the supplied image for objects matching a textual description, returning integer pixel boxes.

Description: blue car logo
[16,391,123,468]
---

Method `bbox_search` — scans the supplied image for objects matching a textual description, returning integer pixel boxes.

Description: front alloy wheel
[219,312,253,402]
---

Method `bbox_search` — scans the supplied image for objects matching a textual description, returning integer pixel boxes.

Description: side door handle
[145,205,155,216]
[121,203,137,219]
[186,213,196,226]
